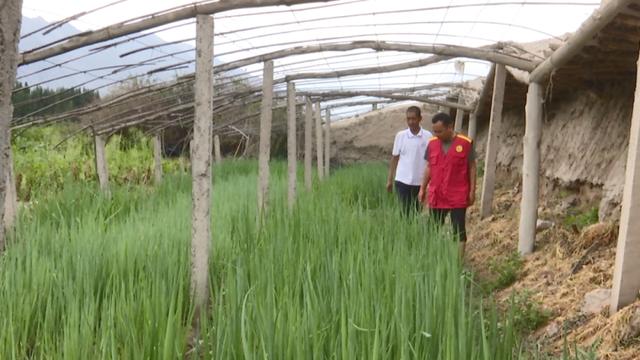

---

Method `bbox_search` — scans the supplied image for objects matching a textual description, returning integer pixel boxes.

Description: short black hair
[432,112,454,127]
[406,106,421,117]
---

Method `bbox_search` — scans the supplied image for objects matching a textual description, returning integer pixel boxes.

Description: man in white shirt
[386,106,433,215]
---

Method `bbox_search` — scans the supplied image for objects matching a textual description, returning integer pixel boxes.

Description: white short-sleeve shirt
[392,128,432,186]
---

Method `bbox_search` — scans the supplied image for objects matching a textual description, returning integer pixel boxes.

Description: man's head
[431,112,455,141]
[406,106,422,132]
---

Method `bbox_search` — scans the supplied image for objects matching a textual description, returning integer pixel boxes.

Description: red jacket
[426,134,473,209]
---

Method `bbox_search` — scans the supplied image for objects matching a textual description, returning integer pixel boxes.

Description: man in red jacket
[418,112,477,258]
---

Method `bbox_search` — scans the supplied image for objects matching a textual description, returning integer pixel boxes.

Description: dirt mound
[330,103,438,164]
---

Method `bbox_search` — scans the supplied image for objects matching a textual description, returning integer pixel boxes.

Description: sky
[21,0,601,119]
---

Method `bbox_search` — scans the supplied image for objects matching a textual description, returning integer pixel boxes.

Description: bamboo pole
[191,14,214,319]
[94,134,110,194]
[518,82,543,255]
[529,0,634,83]
[214,135,222,164]
[304,97,313,191]
[0,0,22,251]
[315,101,324,181]
[287,82,297,210]
[324,108,331,178]
[257,60,274,217]
[19,0,341,65]
[480,64,506,219]
[153,134,163,185]
[610,47,640,314]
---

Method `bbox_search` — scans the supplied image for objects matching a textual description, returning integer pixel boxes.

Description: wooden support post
[372,103,378,111]
[213,135,222,164]
[315,101,324,181]
[454,98,465,133]
[153,134,163,185]
[191,14,214,317]
[324,109,331,178]
[304,97,313,191]
[257,60,274,217]
[0,0,22,250]
[480,64,506,219]
[468,112,478,141]
[94,134,110,193]
[610,49,640,314]
[287,82,297,209]
[518,82,543,255]
[4,146,17,231]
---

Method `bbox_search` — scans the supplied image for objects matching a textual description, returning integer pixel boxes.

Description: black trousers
[395,181,421,216]
[431,208,467,242]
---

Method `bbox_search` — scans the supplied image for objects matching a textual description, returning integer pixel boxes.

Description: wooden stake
[213,135,222,164]
[611,47,640,314]
[94,134,110,194]
[257,60,274,216]
[324,109,331,178]
[315,101,324,181]
[304,97,313,191]
[480,64,506,219]
[287,82,297,210]
[153,134,163,185]
[518,82,543,255]
[191,14,214,317]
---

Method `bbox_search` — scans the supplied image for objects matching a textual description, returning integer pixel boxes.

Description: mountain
[18,16,221,94]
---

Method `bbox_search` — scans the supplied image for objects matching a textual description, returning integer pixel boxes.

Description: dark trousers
[431,208,467,242]
[395,181,421,216]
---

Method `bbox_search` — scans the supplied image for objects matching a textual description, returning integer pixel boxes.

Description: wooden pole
[518,82,543,255]
[372,103,378,111]
[191,14,214,318]
[480,64,506,219]
[315,101,324,181]
[454,98,465,133]
[213,134,222,164]
[304,97,313,191]
[610,48,640,314]
[257,60,274,217]
[4,147,17,231]
[324,109,331,178]
[468,112,478,141]
[287,82,297,209]
[0,0,22,251]
[94,134,110,194]
[153,134,163,185]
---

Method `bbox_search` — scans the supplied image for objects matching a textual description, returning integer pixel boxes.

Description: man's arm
[387,155,400,193]
[468,159,477,206]
[418,164,430,203]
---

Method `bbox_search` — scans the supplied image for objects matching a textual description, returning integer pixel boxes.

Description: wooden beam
[518,81,543,255]
[257,60,274,217]
[529,0,634,83]
[299,90,474,111]
[287,82,297,210]
[20,0,340,65]
[611,46,640,314]
[191,14,214,319]
[480,64,506,219]
[304,97,313,191]
[217,41,536,74]
[315,101,324,181]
